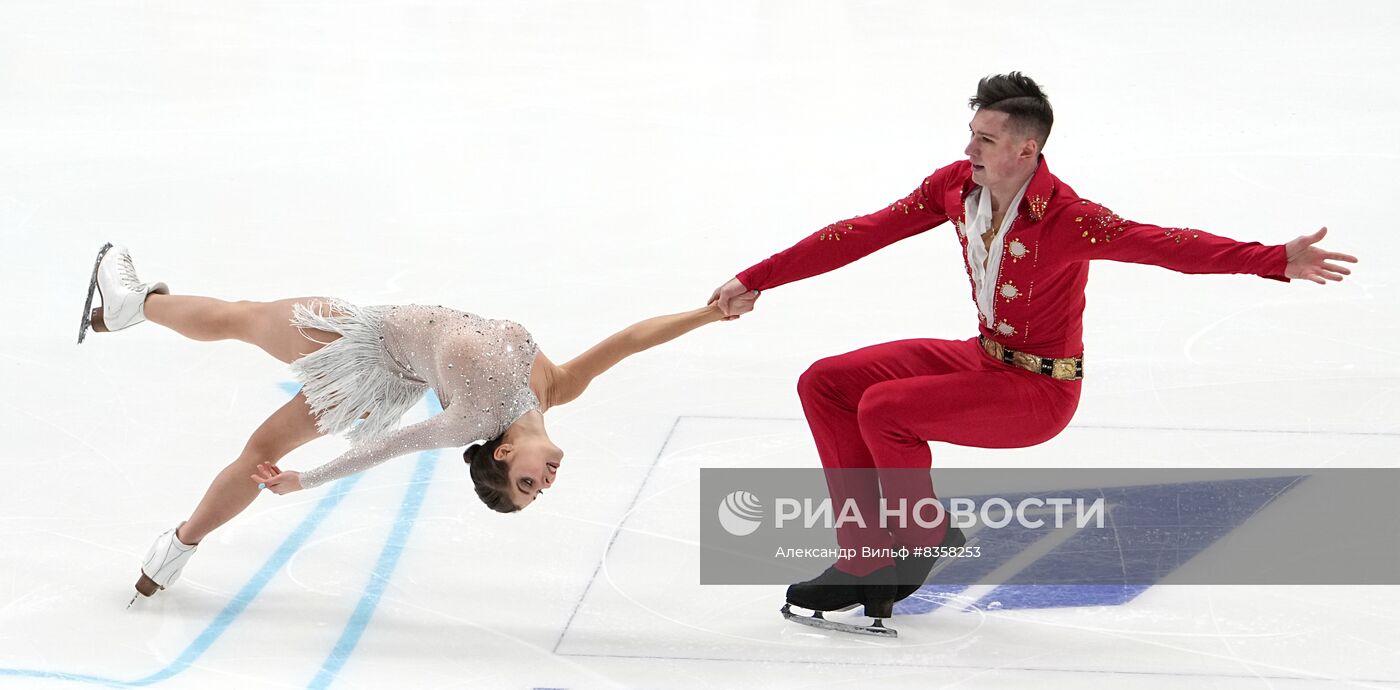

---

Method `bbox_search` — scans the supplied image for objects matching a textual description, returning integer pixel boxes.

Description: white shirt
[962,174,1032,328]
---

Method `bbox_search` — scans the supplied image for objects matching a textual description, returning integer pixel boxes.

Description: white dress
[287,300,540,489]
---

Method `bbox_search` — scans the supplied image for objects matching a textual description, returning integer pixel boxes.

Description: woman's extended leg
[137,294,346,545]
[130,295,349,598]
[177,390,324,544]
[143,294,340,364]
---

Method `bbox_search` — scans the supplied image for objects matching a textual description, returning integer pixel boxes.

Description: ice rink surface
[2,1,1398,688]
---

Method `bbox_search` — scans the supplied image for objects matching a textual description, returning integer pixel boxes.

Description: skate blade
[77,242,114,344]
[780,604,897,638]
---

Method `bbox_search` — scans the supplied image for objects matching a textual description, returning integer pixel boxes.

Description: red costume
[735,158,1288,575]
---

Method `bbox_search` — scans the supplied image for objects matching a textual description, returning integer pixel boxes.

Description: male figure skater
[710,72,1357,636]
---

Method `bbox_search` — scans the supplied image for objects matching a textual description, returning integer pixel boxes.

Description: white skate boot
[132,522,198,603]
[77,243,169,344]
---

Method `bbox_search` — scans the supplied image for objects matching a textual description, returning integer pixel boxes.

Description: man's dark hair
[969,72,1053,149]
[464,434,519,513]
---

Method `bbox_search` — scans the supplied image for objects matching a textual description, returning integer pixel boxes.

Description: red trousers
[797,337,1082,576]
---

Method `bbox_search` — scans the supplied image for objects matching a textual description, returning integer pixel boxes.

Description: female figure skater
[77,243,753,602]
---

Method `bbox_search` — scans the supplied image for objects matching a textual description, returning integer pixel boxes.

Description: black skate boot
[780,564,899,637]
[894,525,970,602]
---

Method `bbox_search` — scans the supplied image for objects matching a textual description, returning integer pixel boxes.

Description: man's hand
[251,462,303,495]
[1285,227,1358,284]
[708,278,760,319]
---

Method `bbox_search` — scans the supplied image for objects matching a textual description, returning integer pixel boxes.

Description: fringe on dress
[288,298,427,446]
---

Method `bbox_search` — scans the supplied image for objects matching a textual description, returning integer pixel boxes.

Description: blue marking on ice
[899,475,1304,612]
[0,385,446,687]
[305,391,442,689]
[0,471,365,687]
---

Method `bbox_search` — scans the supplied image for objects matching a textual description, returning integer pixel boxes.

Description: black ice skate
[780,564,899,637]
[894,525,973,602]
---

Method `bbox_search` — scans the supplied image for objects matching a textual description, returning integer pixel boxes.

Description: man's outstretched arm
[709,162,965,317]
[1061,202,1357,282]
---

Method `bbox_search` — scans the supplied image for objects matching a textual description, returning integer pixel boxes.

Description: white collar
[972,174,1033,227]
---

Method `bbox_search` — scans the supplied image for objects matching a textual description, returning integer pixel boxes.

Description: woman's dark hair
[968,72,1053,149]
[464,434,519,513]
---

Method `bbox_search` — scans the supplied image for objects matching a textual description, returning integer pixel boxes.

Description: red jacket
[735,158,1289,359]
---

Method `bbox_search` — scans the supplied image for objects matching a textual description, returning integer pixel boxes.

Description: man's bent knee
[855,383,922,444]
[796,356,848,402]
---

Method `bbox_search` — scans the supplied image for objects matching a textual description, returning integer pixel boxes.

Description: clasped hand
[708,278,760,319]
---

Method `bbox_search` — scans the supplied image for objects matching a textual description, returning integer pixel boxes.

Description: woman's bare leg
[139,295,346,543]
[143,294,341,364]
[177,390,325,544]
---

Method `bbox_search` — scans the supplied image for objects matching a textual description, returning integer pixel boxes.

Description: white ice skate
[77,243,169,344]
[129,522,198,606]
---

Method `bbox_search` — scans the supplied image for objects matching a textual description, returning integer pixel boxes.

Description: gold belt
[979,336,1083,381]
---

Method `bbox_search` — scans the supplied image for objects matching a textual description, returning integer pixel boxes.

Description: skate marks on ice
[558,415,1030,660]
[0,392,445,689]
[0,471,365,687]
[554,416,1400,685]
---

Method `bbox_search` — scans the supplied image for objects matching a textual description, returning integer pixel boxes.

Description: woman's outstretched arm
[252,411,472,493]
[546,301,746,408]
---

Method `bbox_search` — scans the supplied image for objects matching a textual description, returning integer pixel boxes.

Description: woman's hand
[251,462,303,495]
